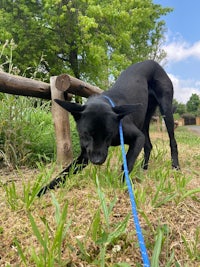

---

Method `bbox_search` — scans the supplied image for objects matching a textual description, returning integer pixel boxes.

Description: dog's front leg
[123,130,145,176]
[37,148,88,197]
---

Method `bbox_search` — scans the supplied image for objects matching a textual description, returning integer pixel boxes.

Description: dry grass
[0,127,200,267]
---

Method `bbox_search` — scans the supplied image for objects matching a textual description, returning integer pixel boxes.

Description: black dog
[37,60,179,196]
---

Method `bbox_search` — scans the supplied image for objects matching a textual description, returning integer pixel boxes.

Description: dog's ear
[113,104,142,120]
[54,99,85,121]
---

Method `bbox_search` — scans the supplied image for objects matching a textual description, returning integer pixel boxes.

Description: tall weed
[14,194,71,267]
[0,96,56,167]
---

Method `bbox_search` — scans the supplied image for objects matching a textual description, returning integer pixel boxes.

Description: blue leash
[103,95,150,267]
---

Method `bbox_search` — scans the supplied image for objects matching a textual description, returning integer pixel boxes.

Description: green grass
[0,95,80,167]
[0,95,56,167]
[176,126,200,146]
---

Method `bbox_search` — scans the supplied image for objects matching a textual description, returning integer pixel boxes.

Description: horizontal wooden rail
[0,71,51,99]
[0,71,103,99]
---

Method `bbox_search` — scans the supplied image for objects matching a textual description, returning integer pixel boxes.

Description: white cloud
[160,32,200,103]
[168,73,200,104]
[162,37,200,63]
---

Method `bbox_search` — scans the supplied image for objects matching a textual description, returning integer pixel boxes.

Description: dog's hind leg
[157,90,180,169]
[37,149,88,197]
[142,96,158,169]
[142,121,153,170]
[162,108,179,169]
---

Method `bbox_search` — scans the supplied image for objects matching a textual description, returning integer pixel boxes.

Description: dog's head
[54,99,140,165]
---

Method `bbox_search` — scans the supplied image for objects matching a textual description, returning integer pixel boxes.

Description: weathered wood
[0,71,103,99]
[50,76,73,165]
[0,71,51,99]
[55,74,103,97]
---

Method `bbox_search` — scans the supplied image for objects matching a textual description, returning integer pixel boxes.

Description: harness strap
[103,95,150,267]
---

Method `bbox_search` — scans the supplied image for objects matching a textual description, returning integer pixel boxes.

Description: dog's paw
[37,186,48,197]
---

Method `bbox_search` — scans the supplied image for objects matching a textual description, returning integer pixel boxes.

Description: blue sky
[154,0,200,103]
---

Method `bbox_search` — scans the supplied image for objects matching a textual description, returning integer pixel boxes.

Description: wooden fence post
[50,76,73,166]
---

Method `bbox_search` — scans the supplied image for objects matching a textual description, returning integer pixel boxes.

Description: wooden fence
[0,71,103,165]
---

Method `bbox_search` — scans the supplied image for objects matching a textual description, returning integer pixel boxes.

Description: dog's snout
[89,151,107,165]
[92,158,104,165]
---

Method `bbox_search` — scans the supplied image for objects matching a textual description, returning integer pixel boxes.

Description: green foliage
[22,171,47,210]
[0,0,172,86]
[10,192,70,266]
[0,95,81,168]
[176,126,200,146]
[174,93,200,117]
[186,93,200,116]
[28,194,70,266]
[151,226,164,267]
[0,95,56,167]
[3,181,20,211]
[151,225,176,267]
[69,115,81,158]
[2,164,54,211]
[0,0,50,79]
[181,227,200,261]
[173,99,186,116]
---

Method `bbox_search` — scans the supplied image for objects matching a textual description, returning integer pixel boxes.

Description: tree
[173,99,186,116]
[0,0,50,78]
[0,0,172,87]
[186,93,200,115]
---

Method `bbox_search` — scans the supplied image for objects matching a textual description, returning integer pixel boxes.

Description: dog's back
[104,60,173,125]
[107,60,173,98]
